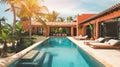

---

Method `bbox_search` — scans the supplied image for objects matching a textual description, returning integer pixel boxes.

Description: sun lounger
[88,39,120,49]
[74,35,88,40]
[84,37,105,45]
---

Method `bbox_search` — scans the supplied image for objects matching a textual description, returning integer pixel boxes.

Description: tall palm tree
[17,0,48,37]
[0,0,22,35]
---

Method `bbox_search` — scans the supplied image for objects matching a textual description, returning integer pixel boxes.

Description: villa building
[22,3,120,39]
[77,3,120,39]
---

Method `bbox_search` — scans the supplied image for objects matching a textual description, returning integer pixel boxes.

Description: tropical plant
[59,27,62,33]
[0,17,6,29]
[45,11,59,22]
[0,22,14,57]
[66,16,73,22]
[15,21,26,52]
[89,23,94,39]
[0,0,21,35]
[57,17,65,22]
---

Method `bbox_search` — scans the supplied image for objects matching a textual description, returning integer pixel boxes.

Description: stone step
[42,53,51,67]
[17,51,46,67]
[21,50,39,62]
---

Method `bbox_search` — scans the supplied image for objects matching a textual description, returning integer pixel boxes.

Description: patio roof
[31,22,77,27]
[80,3,120,24]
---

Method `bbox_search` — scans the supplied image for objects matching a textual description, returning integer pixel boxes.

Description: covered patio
[23,21,77,36]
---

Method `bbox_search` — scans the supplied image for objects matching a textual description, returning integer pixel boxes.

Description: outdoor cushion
[84,35,88,38]
[95,37,104,42]
[89,43,107,46]
[78,35,82,37]
[108,39,120,46]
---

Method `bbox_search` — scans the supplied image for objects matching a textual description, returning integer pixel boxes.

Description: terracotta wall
[78,10,120,39]
[78,25,86,36]
[22,21,29,31]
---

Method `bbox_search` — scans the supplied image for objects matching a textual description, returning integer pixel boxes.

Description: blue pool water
[8,37,104,67]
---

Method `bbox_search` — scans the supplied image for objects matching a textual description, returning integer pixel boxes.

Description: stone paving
[68,37,120,67]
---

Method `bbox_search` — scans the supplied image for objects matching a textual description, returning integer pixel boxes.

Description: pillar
[34,26,37,34]
[71,26,74,36]
[95,21,99,39]
[46,26,50,36]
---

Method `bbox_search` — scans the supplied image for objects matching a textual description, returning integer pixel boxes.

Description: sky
[0,0,120,24]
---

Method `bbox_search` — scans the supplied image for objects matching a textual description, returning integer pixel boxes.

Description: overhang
[31,22,77,27]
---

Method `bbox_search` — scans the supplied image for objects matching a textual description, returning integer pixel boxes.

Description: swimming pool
[8,37,104,67]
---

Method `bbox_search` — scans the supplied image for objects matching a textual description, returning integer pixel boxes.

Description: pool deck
[0,37,120,67]
[68,37,120,67]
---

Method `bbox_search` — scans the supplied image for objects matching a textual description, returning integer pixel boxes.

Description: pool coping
[0,37,49,67]
[67,37,113,67]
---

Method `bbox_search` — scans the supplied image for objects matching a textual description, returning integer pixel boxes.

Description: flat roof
[31,22,77,27]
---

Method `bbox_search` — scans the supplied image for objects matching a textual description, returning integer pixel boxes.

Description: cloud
[1,0,120,24]
[43,0,78,16]
[43,0,120,17]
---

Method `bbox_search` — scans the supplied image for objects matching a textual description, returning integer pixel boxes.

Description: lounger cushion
[95,37,104,42]
[84,35,88,38]
[108,39,120,46]
[78,35,82,37]
[89,43,107,45]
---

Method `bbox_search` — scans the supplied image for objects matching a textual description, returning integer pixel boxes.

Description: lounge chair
[88,39,120,49]
[74,35,88,40]
[84,37,105,45]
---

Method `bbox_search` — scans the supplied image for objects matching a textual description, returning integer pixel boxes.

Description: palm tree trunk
[11,4,16,35]
[29,17,32,39]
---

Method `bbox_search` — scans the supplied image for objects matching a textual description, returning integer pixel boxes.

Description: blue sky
[0,0,120,24]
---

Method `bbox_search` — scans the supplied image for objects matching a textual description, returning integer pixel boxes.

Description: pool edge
[67,37,113,67]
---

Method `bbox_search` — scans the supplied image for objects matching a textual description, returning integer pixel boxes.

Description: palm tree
[66,16,73,22]
[57,17,65,22]
[17,0,48,37]
[0,0,20,35]
[45,11,59,22]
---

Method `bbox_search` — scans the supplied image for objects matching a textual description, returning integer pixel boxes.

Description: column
[71,26,74,36]
[95,21,99,39]
[47,26,50,36]
[34,26,37,34]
